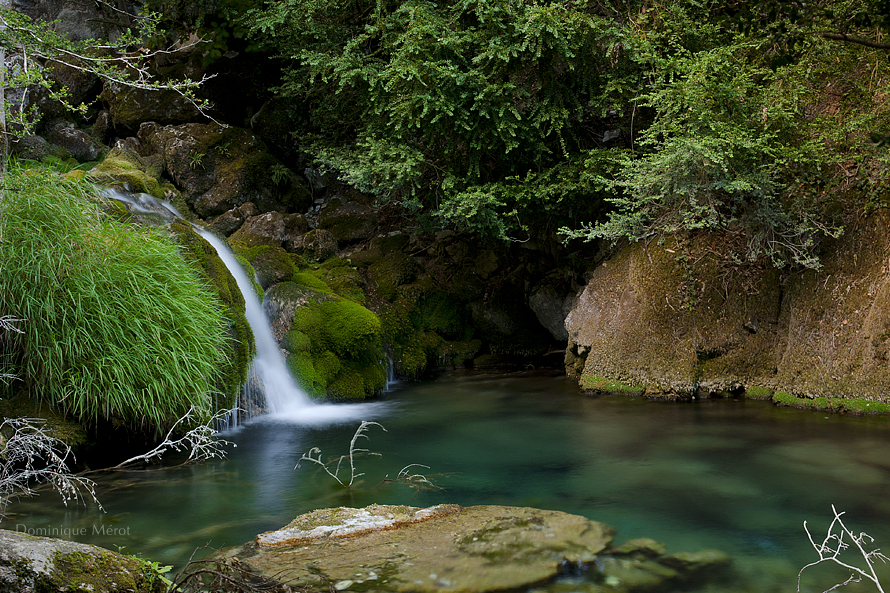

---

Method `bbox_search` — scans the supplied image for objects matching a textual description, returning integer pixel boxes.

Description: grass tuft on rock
[0,168,229,433]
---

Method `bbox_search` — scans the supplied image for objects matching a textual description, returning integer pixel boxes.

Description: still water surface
[7,370,890,592]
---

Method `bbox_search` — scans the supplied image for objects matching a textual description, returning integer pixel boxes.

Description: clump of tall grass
[0,168,228,432]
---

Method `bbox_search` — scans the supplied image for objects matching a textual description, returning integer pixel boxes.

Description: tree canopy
[233,0,890,268]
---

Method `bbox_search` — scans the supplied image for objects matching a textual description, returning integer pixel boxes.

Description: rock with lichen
[224,505,616,593]
[0,530,165,593]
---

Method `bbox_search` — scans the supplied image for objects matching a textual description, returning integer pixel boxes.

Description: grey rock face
[0,529,163,593]
[44,119,104,162]
[529,283,573,341]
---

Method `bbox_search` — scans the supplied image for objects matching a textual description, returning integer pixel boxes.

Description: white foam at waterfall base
[196,230,389,426]
[103,189,388,425]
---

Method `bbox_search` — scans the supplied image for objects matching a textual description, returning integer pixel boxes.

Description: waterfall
[104,190,387,425]
[197,230,315,414]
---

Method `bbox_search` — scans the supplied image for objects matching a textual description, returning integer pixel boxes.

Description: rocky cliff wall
[565,213,890,407]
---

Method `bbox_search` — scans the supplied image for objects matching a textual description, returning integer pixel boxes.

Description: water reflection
[5,370,890,592]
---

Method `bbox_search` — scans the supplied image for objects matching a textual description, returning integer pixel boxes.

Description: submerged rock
[225,504,616,593]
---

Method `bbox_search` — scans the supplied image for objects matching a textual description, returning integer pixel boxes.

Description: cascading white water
[103,190,387,425]
[196,231,314,413]
[195,231,389,425]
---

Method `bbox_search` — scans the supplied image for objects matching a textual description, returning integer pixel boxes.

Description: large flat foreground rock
[225,504,616,592]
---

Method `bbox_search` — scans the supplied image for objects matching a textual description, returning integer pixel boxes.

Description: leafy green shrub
[0,169,228,432]
[563,30,844,269]
[245,0,629,239]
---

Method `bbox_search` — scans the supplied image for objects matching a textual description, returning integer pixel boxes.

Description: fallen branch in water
[113,407,236,469]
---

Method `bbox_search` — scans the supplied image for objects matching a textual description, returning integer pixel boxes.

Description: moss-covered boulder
[262,270,385,400]
[0,530,166,593]
[368,252,423,301]
[89,138,175,201]
[296,229,339,262]
[101,79,202,136]
[229,211,308,252]
[317,196,378,242]
[566,234,781,398]
[231,244,297,291]
[263,281,325,343]
[288,296,385,400]
[138,122,312,218]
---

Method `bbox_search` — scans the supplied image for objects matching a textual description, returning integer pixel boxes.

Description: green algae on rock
[565,216,890,411]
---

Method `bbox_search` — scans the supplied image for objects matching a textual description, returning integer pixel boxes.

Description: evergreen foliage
[246,0,631,235]
[243,0,890,269]
[0,168,228,432]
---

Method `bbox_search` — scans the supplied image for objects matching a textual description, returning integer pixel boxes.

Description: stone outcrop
[317,196,379,242]
[44,119,105,162]
[101,82,202,136]
[0,529,164,593]
[12,0,128,42]
[137,122,312,218]
[565,215,890,405]
[225,504,616,592]
[225,504,731,593]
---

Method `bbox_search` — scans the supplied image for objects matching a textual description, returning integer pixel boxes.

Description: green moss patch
[50,548,165,593]
[581,375,646,396]
[292,271,335,295]
[295,299,380,358]
[771,391,890,415]
[369,252,422,301]
[286,293,386,400]
[89,146,171,201]
[745,386,773,400]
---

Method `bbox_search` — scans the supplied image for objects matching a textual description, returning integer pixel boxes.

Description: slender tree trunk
[0,0,9,174]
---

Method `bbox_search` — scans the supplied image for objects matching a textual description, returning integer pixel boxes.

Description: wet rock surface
[226,505,732,593]
[225,504,616,593]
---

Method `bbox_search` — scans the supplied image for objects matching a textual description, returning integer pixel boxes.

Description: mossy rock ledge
[0,530,164,593]
[224,504,730,593]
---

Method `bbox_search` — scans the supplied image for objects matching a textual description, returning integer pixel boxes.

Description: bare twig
[295,421,385,488]
[113,407,236,469]
[166,544,292,593]
[0,417,102,518]
[296,422,442,492]
[799,505,888,593]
